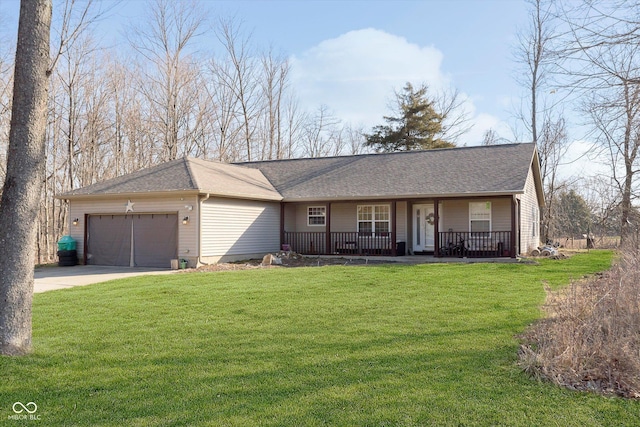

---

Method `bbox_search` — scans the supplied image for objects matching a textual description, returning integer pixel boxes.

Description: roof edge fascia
[201,191,283,202]
[281,191,523,203]
[57,189,202,200]
[530,148,546,208]
[59,189,283,202]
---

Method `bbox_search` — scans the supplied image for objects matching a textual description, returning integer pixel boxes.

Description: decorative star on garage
[125,200,134,213]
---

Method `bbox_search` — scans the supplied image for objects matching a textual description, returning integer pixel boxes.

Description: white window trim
[357,204,391,237]
[469,201,492,233]
[307,206,326,226]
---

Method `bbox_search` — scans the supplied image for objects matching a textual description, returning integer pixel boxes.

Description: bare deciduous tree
[282,96,304,159]
[300,105,344,158]
[538,113,570,241]
[433,86,473,144]
[126,0,207,162]
[207,56,243,162]
[581,176,622,243]
[343,124,367,155]
[514,0,558,145]
[214,17,260,161]
[558,1,640,244]
[259,48,289,160]
[515,0,569,243]
[481,128,501,146]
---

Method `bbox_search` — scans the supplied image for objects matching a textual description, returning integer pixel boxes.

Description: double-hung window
[307,206,326,226]
[357,205,390,236]
[469,202,491,233]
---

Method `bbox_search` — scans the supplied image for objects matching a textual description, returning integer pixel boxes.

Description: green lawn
[2,251,638,426]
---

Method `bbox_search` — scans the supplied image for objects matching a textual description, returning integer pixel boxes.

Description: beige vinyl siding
[201,197,280,257]
[396,201,407,242]
[491,198,511,231]
[330,203,356,232]
[68,195,198,261]
[283,204,296,231]
[519,169,542,254]
[440,200,468,231]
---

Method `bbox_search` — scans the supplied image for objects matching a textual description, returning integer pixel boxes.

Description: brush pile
[519,250,640,398]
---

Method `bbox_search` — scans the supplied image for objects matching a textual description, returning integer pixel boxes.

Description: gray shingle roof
[61,157,282,201]
[61,143,539,203]
[238,143,539,201]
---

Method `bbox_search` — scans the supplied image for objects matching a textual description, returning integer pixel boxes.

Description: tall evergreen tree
[364,82,455,152]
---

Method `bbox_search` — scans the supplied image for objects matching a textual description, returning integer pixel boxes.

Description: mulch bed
[189,251,393,272]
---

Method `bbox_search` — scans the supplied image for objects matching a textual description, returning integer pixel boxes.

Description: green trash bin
[57,236,77,266]
[57,235,77,251]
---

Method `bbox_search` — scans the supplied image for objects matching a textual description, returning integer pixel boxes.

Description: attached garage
[87,213,178,268]
[60,157,283,268]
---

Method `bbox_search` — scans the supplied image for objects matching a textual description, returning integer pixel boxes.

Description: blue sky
[1,0,530,144]
[212,0,531,143]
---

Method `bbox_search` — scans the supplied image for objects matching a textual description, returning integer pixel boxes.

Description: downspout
[197,193,211,266]
[511,196,518,258]
[434,198,440,257]
[391,201,397,256]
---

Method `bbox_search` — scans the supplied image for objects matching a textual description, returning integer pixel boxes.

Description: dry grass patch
[519,250,640,398]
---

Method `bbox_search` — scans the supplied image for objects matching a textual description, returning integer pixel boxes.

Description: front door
[413,204,435,253]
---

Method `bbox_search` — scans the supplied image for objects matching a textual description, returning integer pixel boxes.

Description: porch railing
[438,231,511,258]
[284,231,327,255]
[283,231,512,258]
[283,231,395,256]
[331,232,394,255]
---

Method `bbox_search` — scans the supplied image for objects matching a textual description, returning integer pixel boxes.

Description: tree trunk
[0,0,52,356]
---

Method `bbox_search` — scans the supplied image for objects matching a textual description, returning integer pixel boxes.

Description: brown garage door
[87,214,178,268]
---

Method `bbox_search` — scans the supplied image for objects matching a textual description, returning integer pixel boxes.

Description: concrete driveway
[34,265,179,293]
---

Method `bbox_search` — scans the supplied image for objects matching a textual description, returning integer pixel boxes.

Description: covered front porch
[279,197,519,258]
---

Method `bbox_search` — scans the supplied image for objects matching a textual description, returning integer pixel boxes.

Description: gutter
[56,189,201,200]
[58,189,282,202]
[279,191,526,203]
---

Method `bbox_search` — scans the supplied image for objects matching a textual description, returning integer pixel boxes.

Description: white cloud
[291,28,448,128]
[290,28,509,146]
